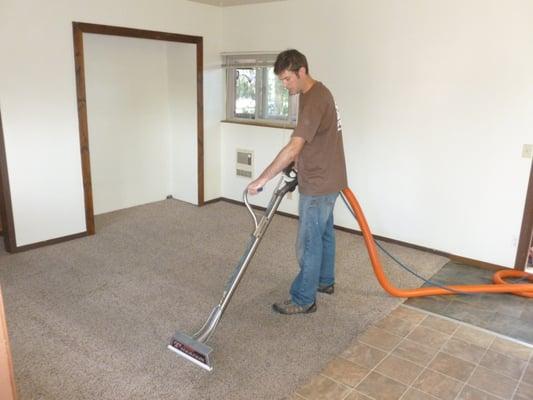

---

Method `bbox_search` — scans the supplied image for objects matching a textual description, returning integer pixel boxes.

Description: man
[247,49,348,315]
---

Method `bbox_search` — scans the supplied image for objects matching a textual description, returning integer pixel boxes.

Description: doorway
[0,111,15,252]
[72,22,204,234]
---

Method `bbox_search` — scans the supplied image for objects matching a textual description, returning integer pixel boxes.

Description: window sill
[221,119,295,130]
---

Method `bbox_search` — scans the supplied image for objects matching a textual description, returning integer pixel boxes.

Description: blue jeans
[290,192,339,306]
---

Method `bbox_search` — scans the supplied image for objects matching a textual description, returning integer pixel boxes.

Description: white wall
[0,0,223,246]
[85,34,168,214]
[84,35,198,214]
[167,42,198,204]
[221,0,533,267]
[1,0,531,266]
[221,122,299,212]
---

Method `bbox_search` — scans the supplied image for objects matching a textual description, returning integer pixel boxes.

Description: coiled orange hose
[341,188,533,298]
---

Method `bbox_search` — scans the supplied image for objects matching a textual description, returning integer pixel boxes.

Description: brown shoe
[317,283,335,295]
[272,299,317,315]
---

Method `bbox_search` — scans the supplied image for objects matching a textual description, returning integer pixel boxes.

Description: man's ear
[298,66,306,77]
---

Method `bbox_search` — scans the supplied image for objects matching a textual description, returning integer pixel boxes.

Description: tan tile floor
[291,305,533,400]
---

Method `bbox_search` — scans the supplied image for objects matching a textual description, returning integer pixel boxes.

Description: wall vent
[236,149,253,178]
[236,169,252,178]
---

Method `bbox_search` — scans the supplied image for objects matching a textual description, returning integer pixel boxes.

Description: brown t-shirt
[291,81,348,195]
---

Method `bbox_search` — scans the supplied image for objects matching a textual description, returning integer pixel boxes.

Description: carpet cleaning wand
[169,172,532,372]
[168,166,298,371]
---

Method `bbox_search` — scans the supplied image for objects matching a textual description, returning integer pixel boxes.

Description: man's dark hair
[274,49,309,75]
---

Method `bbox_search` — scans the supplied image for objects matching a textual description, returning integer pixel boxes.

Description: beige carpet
[0,199,448,399]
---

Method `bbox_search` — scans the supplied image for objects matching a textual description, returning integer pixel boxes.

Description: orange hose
[341,188,533,298]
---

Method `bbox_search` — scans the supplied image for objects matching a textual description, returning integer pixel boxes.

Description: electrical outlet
[286,192,292,200]
[522,144,533,159]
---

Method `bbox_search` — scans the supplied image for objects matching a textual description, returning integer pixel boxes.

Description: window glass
[234,68,256,119]
[224,53,297,126]
[263,67,289,120]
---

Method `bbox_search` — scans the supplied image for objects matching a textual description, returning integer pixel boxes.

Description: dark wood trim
[515,159,533,271]
[73,22,202,44]
[214,197,513,271]
[203,197,222,205]
[220,196,256,208]
[221,197,436,247]
[0,110,17,252]
[72,21,205,234]
[73,24,95,235]
[196,39,204,205]
[334,224,450,258]
[12,232,87,253]
[218,197,448,255]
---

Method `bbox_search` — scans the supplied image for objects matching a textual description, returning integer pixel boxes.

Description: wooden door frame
[72,22,204,235]
[0,111,16,252]
[515,159,533,270]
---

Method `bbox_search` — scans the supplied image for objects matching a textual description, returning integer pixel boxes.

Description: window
[223,53,298,126]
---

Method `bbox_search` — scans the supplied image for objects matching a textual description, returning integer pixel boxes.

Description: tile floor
[289,305,533,400]
[404,263,533,344]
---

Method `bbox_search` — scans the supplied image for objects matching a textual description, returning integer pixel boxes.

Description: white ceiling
[188,0,286,7]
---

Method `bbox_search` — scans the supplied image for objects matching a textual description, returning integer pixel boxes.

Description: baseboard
[333,224,449,258]
[213,197,511,271]
[12,232,88,253]
[8,198,511,273]
[203,197,223,205]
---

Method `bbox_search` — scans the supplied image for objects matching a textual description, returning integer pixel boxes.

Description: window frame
[223,53,298,128]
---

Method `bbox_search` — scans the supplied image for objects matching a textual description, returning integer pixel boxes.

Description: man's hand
[247,178,267,195]
[246,137,304,196]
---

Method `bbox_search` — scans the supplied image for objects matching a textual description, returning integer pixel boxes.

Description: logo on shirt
[335,103,342,132]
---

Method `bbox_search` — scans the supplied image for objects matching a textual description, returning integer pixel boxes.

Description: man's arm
[247,136,305,195]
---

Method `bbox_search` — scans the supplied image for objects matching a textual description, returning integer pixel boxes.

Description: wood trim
[73,22,203,44]
[334,224,450,258]
[0,285,17,400]
[72,22,205,233]
[11,232,87,253]
[217,197,448,255]
[515,159,533,271]
[73,24,95,235]
[196,39,204,205]
[214,197,513,271]
[0,111,16,252]
[203,197,222,205]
